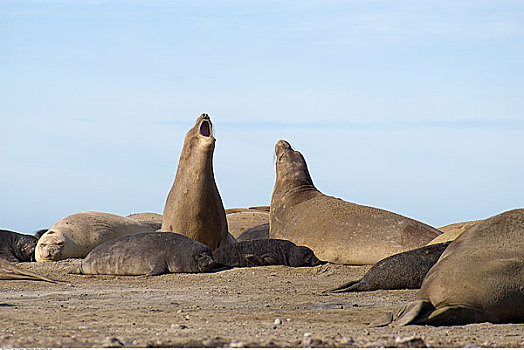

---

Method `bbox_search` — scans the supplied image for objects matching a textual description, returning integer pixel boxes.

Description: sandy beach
[1,260,522,348]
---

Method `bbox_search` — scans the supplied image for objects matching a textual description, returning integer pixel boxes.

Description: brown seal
[373,208,524,326]
[161,114,233,250]
[269,140,441,265]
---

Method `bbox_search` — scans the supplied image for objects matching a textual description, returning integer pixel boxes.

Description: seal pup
[269,140,442,265]
[373,208,524,326]
[35,211,152,262]
[161,114,233,250]
[0,258,59,283]
[328,242,450,293]
[0,229,39,262]
[212,239,322,268]
[76,232,215,276]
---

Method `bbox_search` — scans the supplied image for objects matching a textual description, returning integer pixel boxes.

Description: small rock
[395,335,426,348]
[274,318,282,325]
[229,341,246,348]
[102,337,124,348]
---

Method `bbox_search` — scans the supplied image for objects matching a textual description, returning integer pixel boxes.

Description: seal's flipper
[327,279,362,293]
[426,305,484,326]
[0,258,60,283]
[242,254,264,266]
[146,265,167,276]
[260,253,278,265]
[371,300,434,327]
[391,300,435,326]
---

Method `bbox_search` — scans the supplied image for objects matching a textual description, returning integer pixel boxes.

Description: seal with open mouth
[161,114,233,250]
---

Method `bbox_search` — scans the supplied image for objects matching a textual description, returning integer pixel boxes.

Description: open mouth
[200,120,211,137]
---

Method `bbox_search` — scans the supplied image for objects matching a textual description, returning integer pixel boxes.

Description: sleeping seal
[35,211,152,261]
[373,208,524,326]
[269,140,442,265]
[161,114,234,249]
[329,242,450,293]
[0,229,39,262]
[76,232,215,276]
[212,239,322,268]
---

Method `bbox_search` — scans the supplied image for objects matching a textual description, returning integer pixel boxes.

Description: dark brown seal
[0,229,39,262]
[269,140,442,265]
[329,242,450,293]
[212,239,322,268]
[161,114,232,250]
[373,208,524,326]
[76,232,215,276]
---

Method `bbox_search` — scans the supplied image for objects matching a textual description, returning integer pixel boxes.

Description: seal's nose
[275,140,292,157]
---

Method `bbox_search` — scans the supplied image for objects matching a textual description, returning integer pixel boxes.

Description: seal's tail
[324,280,361,293]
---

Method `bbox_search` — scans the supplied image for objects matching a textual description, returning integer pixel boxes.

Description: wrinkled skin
[77,232,215,276]
[161,114,233,250]
[269,140,441,265]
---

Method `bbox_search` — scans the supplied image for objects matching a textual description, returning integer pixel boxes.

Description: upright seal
[161,114,232,250]
[269,140,441,265]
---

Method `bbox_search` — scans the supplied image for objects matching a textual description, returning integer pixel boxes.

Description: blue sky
[1,0,523,233]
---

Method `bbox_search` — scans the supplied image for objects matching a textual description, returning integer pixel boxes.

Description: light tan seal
[35,211,152,261]
[427,219,482,245]
[269,140,441,265]
[161,114,233,250]
[374,208,524,326]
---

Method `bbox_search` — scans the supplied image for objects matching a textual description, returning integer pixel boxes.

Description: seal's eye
[200,121,211,137]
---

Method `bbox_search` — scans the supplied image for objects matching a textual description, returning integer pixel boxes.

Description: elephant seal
[212,239,322,268]
[126,212,163,231]
[236,223,269,241]
[428,219,482,245]
[227,211,269,238]
[76,232,215,276]
[161,114,233,250]
[35,211,152,261]
[329,242,450,293]
[374,208,524,326]
[0,229,39,262]
[269,140,442,265]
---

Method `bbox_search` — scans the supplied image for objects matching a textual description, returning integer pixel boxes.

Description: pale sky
[1,0,523,233]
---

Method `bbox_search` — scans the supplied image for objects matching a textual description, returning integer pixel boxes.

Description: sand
[0,260,522,348]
